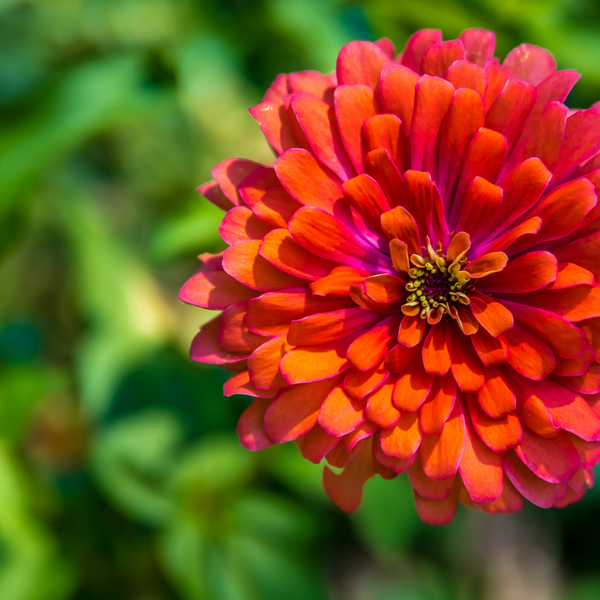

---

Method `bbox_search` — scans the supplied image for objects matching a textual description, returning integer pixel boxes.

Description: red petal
[198,180,235,211]
[179,270,258,310]
[500,299,585,359]
[319,386,366,436]
[555,362,600,394]
[263,74,289,103]
[385,343,421,373]
[224,370,277,399]
[410,75,455,175]
[336,41,391,88]
[323,437,375,512]
[459,410,503,502]
[420,401,466,480]
[380,411,423,459]
[212,159,262,206]
[290,93,355,181]
[484,62,511,108]
[484,158,551,240]
[421,40,465,78]
[485,79,536,148]
[246,289,350,336]
[511,178,597,254]
[219,303,268,353]
[506,285,600,322]
[363,114,407,174]
[344,362,390,400]
[264,376,342,442]
[335,84,379,173]
[413,483,460,525]
[288,308,381,346]
[289,207,391,269]
[502,450,568,508]
[459,29,495,67]
[223,240,308,291]
[374,38,396,60]
[274,148,344,213]
[365,378,400,429]
[219,206,272,245]
[467,393,522,452]
[422,322,452,376]
[347,313,402,371]
[249,102,299,155]
[452,177,502,242]
[364,148,405,208]
[311,266,371,297]
[343,174,390,234]
[401,29,442,73]
[259,228,338,280]
[554,108,600,181]
[280,334,356,384]
[392,359,434,412]
[554,346,594,376]
[515,427,579,483]
[403,170,434,241]
[445,59,487,96]
[477,366,516,418]
[408,453,455,499]
[380,206,421,255]
[581,318,600,360]
[503,43,556,86]
[475,477,524,514]
[190,315,248,365]
[251,186,302,229]
[420,374,457,435]
[453,127,507,210]
[451,333,486,393]
[471,327,508,366]
[502,324,556,380]
[566,433,600,469]
[237,398,273,450]
[296,424,339,464]
[247,335,289,390]
[288,71,335,103]
[379,65,419,130]
[479,251,557,294]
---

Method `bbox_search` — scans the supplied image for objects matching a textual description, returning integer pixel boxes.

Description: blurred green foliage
[2,0,600,599]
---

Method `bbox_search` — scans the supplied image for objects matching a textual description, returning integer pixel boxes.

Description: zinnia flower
[180,29,600,524]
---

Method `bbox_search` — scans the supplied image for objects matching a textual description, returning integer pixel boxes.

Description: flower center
[401,240,472,325]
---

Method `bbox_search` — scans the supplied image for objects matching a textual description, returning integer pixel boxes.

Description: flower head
[180,29,600,524]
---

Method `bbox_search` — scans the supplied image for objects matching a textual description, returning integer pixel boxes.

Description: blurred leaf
[0,365,64,443]
[92,409,181,525]
[59,186,174,416]
[354,474,421,556]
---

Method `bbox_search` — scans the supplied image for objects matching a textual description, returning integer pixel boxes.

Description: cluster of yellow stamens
[401,240,472,324]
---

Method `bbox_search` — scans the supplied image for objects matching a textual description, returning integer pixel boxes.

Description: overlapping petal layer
[182,29,600,524]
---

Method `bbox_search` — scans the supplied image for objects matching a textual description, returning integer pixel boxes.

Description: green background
[1,0,600,598]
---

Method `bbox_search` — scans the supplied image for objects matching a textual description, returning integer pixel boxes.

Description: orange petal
[393,359,434,412]
[347,314,402,371]
[475,477,524,514]
[322,437,375,512]
[420,401,466,480]
[459,410,503,502]
[420,374,457,434]
[390,239,411,274]
[422,321,452,375]
[450,333,485,393]
[310,266,370,297]
[470,292,514,337]
[319,386,366,437]
[344,362,390,400]
[385,343,421,373]
[364,274,405,304]
[413,479,460,525]
[296,424,339,464]
[467,393,522,452]
[408,453,455,499]
[365,377,401,429]
[502,324,556,380]
[219,206,272,245]
[380,206,421,254]
[398,315,427,347]
[471,327,508,366]
[237,398,274,451]
[380,411,423,459]
[477,366,516,418]
[247,335,289,390]
[502,450,568,508]
[223,370,278,399]
[466,252,508,278]
[375,436,417,473]
[264,376,342,442]
[219,303,269,354]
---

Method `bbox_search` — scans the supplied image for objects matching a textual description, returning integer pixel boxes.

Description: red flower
[180,29,600,524]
